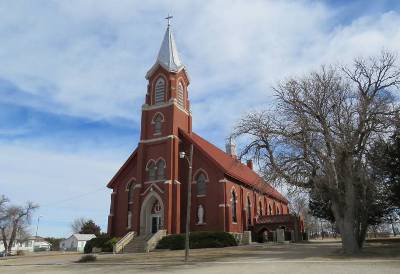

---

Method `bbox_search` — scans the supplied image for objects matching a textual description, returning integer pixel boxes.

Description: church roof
[146,25,186,79]
[107,148,137,188]
[180,130,288,204]
[107,131,287,203]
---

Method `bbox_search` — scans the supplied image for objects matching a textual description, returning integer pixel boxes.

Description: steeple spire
[146,16,186,79]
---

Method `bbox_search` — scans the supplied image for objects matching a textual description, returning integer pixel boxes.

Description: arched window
[154,77,165,104]
[177,82,184,108]
[127,183,134,207]
[259,200,263,216]
[147,161,156,181]
[247,196,251,225]
[156,159,166,180]
[273,202,277,215]
[196,172,207,196]
[265,201,268,215]
[277,207,280,215]
[153,113,164,134]
[231,190,237,223]
[127,182,134,229]
[269,204,272,215]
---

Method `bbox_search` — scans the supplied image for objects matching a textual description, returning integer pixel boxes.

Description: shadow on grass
[90,238,400,271]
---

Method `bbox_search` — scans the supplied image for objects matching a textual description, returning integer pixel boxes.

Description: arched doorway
[140,193,164,235]
[255,227,270,243]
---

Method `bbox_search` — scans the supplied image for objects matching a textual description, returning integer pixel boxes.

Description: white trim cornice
[140,135,178,144]
[142,100,191,116]
[164,180,181,185]
[144,179,166,185]
[140,182,164,196]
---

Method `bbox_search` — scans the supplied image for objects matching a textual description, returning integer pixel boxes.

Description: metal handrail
[114,231,135,254]
[145,229,166,252]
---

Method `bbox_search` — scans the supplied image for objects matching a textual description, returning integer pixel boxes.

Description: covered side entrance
[253,214,304,242]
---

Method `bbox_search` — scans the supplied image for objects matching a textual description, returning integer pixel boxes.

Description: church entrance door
[151,216,161,233]
[140,193,164,235]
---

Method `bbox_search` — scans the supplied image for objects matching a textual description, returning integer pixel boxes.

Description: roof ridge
[180,129,287,203]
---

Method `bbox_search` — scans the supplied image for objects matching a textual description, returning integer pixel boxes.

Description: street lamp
[180,143,193,262]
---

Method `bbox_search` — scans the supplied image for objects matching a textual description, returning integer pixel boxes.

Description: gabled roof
[107,149,138,188]
[72,234,96,241]
[146,25,187,79]
[180,130,288,203]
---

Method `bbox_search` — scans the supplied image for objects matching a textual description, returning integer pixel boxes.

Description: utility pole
[180,143,193,262]
[34,215,42,252]
[35,216,42,239]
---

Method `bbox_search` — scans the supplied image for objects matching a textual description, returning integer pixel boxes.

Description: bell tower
[133,18,191,235]
[140,19,191,141]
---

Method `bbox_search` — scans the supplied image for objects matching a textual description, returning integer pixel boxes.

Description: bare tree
[0,196,10,253]
[234,51,400,254]
[286,190,308,217]
[71,217,87,234]
[0,196,7,208]
[0,196,7,219]
[0,199,38,254]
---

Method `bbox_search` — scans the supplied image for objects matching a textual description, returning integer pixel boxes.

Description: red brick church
[106,22,292,243]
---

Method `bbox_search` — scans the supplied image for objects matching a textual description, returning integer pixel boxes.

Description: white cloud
[1,1,400,236]
[0,142,128,237]
[2,1,399,136]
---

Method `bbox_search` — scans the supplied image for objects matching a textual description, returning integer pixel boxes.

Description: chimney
[225,137,237,158]
[247,160,253,170]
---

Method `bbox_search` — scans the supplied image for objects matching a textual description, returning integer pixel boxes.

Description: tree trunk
[343,218,360,254]
[391,222,397,237]
[1,227,8,255]
[358,219,368,248]
[7,221,18,254]
[331,186,361,255]
[334,215,360,254]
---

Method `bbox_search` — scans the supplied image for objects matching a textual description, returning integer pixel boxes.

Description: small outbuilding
[59,234,96,252]
[0,236,51,254]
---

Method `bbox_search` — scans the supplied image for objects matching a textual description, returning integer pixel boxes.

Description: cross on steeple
[165,14,173,26]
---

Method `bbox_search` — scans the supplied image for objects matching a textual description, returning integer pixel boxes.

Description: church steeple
[141,17,192,141]
[146,18,187,79]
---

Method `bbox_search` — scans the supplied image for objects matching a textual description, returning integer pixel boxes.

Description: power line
[40,186,106,208]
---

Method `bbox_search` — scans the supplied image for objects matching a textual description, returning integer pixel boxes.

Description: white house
[0,236,51,254]
[59,234,96,252]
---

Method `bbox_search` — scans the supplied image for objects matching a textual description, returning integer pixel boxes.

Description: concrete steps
[123,235,151,253]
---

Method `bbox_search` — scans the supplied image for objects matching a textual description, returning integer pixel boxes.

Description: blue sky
[1,0,400,238]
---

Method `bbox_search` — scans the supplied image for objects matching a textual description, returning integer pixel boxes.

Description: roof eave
[179,129,288,204]
[145,62,189,80]
[106,148,138,188]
